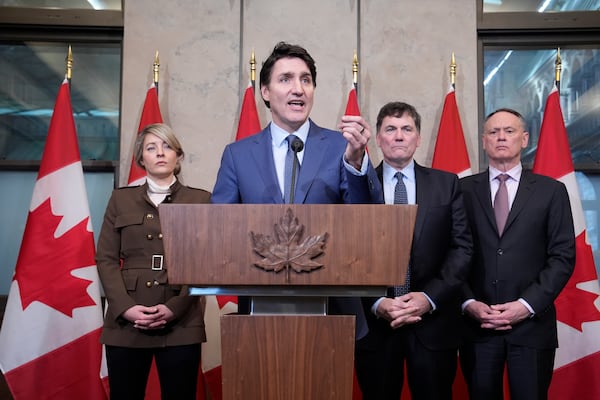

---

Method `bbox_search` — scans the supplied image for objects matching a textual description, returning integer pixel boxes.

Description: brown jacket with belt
[96,180,211,348]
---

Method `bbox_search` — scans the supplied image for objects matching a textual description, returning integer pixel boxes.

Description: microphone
[289,137,304,203]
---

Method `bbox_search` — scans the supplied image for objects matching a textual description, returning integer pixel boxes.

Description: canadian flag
[432,86,471,177]
[345,85,361,117]
[234,82,262,141]
[532,85,600,399]
[125,82,207,400]
[121,81,167,400]
[127,83,163,186]
[342,84,366,400]
[201,81,261,399]
[431,84,472,400]
[0,79,107,399]
[344,85,369,156]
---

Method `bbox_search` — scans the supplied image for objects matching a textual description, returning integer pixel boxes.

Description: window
[483,0,600,12]
[483,47,600,168]
[478,0,600,275]
[0,5,122,295]
[0,41,121,161]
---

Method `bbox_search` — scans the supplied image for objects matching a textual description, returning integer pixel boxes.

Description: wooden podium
[159,204,416,400]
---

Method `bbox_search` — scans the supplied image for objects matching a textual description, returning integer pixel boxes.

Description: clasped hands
[123,304,175,330]
[376,292,432,329]
[464,300,531,331]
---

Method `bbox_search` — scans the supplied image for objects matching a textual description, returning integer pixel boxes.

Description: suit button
[146,281,152,288]
[497,248,503,255]
[158,233,163,240]
[153,280,159,286]
[146,213,154,219]
[147,234,153,240]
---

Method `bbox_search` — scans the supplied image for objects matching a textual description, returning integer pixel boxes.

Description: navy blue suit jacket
[212,120,380,204]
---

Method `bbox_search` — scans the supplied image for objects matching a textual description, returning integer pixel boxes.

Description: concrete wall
[120,0,478,191]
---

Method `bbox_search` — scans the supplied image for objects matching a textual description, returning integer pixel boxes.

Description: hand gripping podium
[159,204,416,400]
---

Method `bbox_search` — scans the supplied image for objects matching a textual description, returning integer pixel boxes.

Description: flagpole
[555,47,562,94]
[153,50,160,95]
[250,49,256,92]
[65,45,73,84]
[352,49,359,96]
[450,52,456,90]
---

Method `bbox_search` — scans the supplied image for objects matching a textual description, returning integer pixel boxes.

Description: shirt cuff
[423,292,436,312]
[461,298,475,313]
[344,152,368,176]
[371,297,386,316]
[518,298,535,316]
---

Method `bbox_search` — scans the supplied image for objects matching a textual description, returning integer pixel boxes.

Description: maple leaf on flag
[555,235,600,331]
[533,85,600,332]
[14,198,97,317]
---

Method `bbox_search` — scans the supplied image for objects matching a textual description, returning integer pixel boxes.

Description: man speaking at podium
[211,41,381,338]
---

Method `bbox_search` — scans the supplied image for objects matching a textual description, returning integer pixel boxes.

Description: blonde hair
[134,123,185,176]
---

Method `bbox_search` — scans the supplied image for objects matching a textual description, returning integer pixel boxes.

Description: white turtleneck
[146,176,176,206]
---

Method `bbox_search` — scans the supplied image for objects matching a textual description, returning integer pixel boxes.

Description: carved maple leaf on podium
[250,208,329,281]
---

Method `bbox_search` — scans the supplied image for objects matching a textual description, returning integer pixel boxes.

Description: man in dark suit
[459,108,575,400]
[211,42,381,336]
[355,101,473,400]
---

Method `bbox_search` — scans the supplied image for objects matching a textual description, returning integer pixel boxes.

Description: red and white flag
[127,83,163,186]
[432,86,471,177]
[344,84,369,157]
[430,85,472,400]
[234,82,261,141]
[0,79,107,399]
[532,84,600,400]
[123,83,208,400]
[201,81,261,399]
[345,85,361,117]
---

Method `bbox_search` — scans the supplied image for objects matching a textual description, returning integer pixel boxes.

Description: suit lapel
[375,162,426,245]
[294,121,328,203]
[412,163,430,246]
[248,126,284,203]
[473,170,498,234]
[504,170,536,235]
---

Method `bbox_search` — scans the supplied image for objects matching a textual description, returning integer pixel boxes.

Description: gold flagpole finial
[250,49,256,88]
[352,50,359,86]
[153,51,160,86]
[450,52,457,88]
[555,47,562,84]
[65,45,73,81]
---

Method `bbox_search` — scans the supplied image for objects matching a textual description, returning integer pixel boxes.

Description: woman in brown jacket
[96,123,210,400]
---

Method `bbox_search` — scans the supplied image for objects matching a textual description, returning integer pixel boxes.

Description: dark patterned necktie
[283,135,300,203]
[390,172,410,297]
[494,174,509,235]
